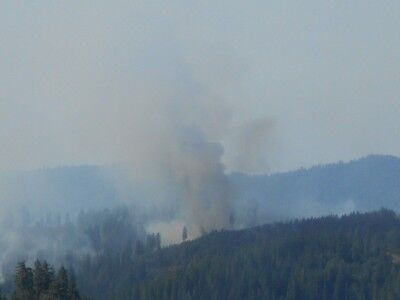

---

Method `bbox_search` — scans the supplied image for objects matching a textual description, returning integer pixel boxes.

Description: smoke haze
[1,1,400,173]
[0,1,400,291]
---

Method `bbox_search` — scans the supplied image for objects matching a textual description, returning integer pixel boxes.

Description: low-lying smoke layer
[0,207,146,284]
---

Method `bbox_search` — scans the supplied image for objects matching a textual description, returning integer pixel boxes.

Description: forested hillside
[2,209,400,299]
[75,209,400,299]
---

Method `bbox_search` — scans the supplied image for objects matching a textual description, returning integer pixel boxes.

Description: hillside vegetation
[83,209,400,300]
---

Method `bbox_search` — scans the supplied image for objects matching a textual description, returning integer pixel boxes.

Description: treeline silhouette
[97,209,400,299]
[3,209,400,299]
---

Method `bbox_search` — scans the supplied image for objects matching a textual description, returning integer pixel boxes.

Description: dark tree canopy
[12,261,80,300]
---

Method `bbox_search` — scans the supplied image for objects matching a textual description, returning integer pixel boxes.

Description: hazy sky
[0,1,399,173]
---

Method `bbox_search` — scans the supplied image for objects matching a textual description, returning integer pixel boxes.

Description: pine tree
[13,262,34,300]
[182,226,188,242]
[57,267,69,300]
[48,266,69,300]
[43,261,54,291]
[33,260,48,299]
[156,233,161,250]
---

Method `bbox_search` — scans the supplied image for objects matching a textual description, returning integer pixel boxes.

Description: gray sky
[0,1,399,173]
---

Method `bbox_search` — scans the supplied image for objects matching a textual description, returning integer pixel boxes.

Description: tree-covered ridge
[2,154,400,224]
[3,209,400,299]
[232,155,400,222]
[123,209,400,300]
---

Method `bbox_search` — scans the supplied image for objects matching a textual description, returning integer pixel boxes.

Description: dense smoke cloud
[164,128,232,234]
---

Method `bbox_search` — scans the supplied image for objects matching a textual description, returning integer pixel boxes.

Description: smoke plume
[163,127,232,235]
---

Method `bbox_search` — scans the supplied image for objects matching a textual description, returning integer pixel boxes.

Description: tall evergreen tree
[13,262,33,300]
[48,266,69,300]
[182,226,188,242]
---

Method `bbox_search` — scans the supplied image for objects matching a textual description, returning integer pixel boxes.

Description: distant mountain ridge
[232,155,400,223]
[0,155,399,222]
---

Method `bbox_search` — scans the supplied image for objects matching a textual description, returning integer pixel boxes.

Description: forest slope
[94,209,400,300]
